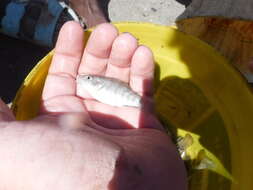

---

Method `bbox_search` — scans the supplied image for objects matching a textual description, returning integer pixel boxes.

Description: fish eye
[86,76,91,80]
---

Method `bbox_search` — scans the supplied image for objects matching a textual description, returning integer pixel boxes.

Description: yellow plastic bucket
[11,23,253,190]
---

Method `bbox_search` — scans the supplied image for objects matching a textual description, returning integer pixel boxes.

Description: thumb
[0,98,15,122]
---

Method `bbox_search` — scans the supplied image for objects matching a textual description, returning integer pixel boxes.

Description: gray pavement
[108,0,185,26]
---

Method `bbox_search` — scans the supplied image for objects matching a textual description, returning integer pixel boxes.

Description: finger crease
[131,72,153,78]
[48,72,77,80]
[109,61,131,68]
[54,51,82,63]
[85,50,111,60]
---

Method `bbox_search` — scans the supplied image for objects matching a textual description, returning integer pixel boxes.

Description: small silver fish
[193,149,216,170]
[76,74,142,107]
[177,133,194,160]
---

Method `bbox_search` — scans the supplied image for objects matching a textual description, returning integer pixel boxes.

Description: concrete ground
[108,0,185,25]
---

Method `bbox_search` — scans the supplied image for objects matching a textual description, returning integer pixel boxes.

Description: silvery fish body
[76,75,142,107]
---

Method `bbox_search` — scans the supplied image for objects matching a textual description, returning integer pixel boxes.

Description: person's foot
[69,0,109,28]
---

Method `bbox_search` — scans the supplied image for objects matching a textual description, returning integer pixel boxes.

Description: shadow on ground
[175,0,192,7]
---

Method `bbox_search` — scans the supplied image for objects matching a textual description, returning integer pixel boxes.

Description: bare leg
[69,0,109,28]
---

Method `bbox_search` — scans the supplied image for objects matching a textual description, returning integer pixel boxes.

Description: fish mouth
[76,75,81,83]
[76,74,86,83]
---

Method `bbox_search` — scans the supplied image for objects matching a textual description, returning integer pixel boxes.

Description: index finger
[42,21,85,100]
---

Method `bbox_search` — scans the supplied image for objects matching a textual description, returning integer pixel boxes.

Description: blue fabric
[34,0,64,46]
[0,0,65,47]
[1,2,26,37]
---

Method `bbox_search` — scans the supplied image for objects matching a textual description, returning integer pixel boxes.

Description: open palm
[41,21,162,130]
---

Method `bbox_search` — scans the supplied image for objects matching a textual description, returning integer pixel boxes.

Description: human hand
[0,22,187,190]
